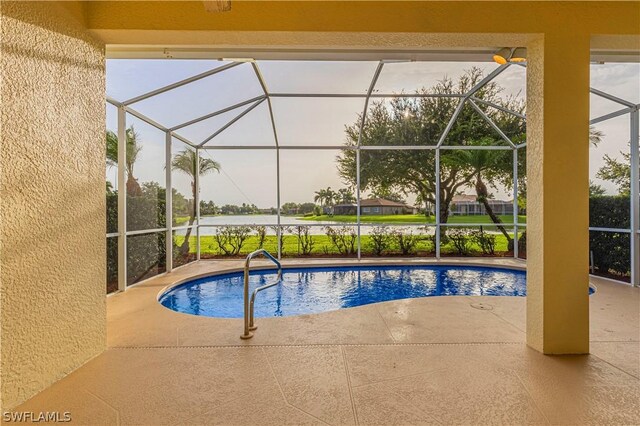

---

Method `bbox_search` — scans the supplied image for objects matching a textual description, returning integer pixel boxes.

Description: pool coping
[106,258,637,351]
[155,258,531,302]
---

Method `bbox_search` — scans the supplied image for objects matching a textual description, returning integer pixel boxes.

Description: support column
[356,149,361,259]
[630,109,639,287]
[513,147,519,258]
[165,131,173,272]
[195,148,201,260]
[526,33,590,354]
[435,149,441,258]
[276,147,282,260]
[117,107,127,291]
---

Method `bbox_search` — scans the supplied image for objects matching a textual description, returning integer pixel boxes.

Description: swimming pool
[160,265,540,318]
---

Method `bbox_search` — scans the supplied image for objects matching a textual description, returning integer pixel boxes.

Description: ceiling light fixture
[509,47,527,63]
[492,48,512,65]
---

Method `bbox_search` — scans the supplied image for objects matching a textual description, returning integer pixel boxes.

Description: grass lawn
[175,230,523,258]
[174,216,191,226]
[299,214,527,224]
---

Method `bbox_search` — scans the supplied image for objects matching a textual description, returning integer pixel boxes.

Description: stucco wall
[0,1,105,410]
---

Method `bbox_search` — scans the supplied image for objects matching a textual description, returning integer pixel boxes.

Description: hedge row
[589,196,631,280]
[106,191,193,292]
[106,193,633,291]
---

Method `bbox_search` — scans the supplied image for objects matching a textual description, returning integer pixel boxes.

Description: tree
[220,204,240,215]
[314,187,337,211]
[299,202,317,214]
[106,126,144,196]
[447,142,513,246]
[589,126,604,147]
[171,189,189,216]
[313,189,326,206]
[106,181,115,195]
[200,200,217,215]
[371,186,405,203]
[171,148,221,255]
[281,202,300,214]
[589,180,606,197]
[337,68,525,233]
[336,188,356,204]
[597,151,630,196]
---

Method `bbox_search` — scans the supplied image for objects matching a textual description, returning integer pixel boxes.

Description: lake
[193,215,343,235]
[177,215,434,236]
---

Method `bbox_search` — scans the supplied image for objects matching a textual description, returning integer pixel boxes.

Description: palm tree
[313,188,328,207]
[449,148,513,247]
[314,187,337,214]
[447,126,606,250]
[325,188,337,207]
[590,126,604,147]
[337,188,356,204]
[106,125,144,196]
[172,148,221,256]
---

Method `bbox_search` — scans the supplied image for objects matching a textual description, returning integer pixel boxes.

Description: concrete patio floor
[12,259,640,425]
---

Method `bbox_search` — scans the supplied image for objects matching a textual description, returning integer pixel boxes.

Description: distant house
[450,194,514,216]
[333,198,417,215]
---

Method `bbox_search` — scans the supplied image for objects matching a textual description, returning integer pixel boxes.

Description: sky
[106,59,639,208]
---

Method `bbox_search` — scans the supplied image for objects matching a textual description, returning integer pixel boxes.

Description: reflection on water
[160,265,527,318]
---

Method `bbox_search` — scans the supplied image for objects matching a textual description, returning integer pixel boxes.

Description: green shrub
[517,231,526,258]
[295,226,315,255]
[392,227,419,255]
[106,236,118,293]
[253,225,267,249]
[127,231,166,284]
[278,226,293,256]
[427,232,448,252]
[590,231,630,278]
[107,187,169,286]
[589,196,631,278]
[368,226,392,256]
[589,195,630,229]
[448,228,472,256]
[214,226,252,256]
[418,228,436,254]
[472,228,496,255]
[325,226,357,255]
[106,192,118,234]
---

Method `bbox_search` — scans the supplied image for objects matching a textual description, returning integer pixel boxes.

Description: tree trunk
[475,175,513,248]
[424,200,431,218]
[126,175,143,197]
[439,200,451,242]
[179,216,196,256]
[179,182,197,257]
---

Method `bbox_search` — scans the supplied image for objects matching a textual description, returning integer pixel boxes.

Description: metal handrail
[241,249,282,339]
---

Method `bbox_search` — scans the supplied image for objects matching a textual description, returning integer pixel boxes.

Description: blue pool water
[160,265,538,318]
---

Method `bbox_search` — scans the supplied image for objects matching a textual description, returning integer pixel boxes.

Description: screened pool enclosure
[105,59,639,293]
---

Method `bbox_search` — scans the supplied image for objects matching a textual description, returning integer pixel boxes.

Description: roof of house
[452,195,477,203]
[452,195,512,204]
[361,198,409,207]
[333,198,411,208]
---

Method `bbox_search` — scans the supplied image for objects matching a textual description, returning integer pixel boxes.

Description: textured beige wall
[526,34,591,354]
[0,1,106,410]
